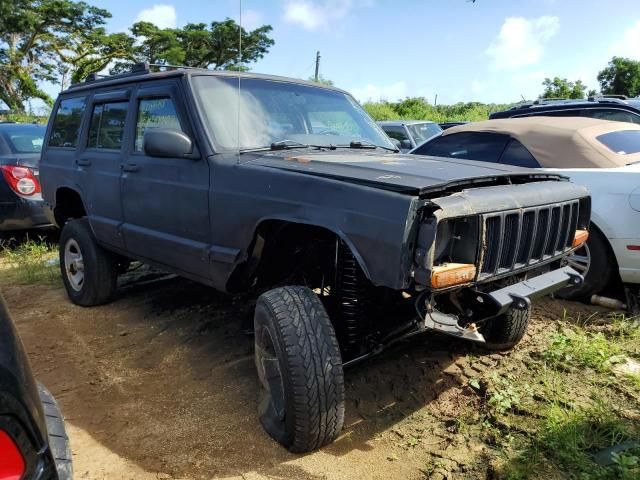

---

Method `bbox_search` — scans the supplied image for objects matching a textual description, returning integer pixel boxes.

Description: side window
[414,132,509,163]
[500,139,541,168]
[87,101,128,149]
[583,109,640,125]
[135,97,183,151]
[524,110,579,118]
[49,97,87,148]
[381,125,409,142]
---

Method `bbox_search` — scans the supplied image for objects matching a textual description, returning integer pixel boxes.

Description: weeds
[501,400,639,480]
[544,330,620,372]
[0,238,59,284]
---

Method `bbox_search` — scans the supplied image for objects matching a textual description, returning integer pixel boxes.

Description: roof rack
[71,62,209,89]
[595,94,628,100]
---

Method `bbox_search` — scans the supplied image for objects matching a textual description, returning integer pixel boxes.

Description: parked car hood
[245,151,565,196]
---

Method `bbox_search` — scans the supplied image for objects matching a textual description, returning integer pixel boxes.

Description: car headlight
[433,216,480,266]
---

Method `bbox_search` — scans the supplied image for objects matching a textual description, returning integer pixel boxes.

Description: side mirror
[400,139,412,150]
[390,138,402,149]
[143,129,193,158]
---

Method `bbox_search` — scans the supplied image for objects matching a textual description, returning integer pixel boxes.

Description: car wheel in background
[59,218,118,306]
[558,225,614,301]
[254,286,345,452]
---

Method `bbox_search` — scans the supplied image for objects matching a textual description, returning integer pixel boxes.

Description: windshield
[407,122,442,146]
[192,76,395,152]
[0,124,45,154]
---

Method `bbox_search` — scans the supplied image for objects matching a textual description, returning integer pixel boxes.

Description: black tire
[558,226,614,301]
[254,286,345,452]
[481,305,531,351]
[59,218,117,306]
[39,385,73,480]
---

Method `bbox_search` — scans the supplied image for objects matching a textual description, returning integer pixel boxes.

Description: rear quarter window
[583,109,640,124]
[596,130,640,155]
[49,97,87,148]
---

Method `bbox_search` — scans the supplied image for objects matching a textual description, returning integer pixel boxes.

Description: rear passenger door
[81,90,132,249]
[120,82,212,280]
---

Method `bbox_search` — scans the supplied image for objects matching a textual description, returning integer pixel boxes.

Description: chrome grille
[479,201,580,280]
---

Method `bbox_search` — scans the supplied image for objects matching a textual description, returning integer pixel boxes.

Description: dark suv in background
[490,96,640,124]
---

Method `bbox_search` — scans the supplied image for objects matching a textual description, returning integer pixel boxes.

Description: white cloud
[610,20,640,60]
[135,4,177,29]
[239,9,265,31]
[486,16,559,70]
[283,1,369,31]
[349,81,408,103]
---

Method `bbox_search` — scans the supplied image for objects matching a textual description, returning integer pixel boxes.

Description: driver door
[120,82,212,281]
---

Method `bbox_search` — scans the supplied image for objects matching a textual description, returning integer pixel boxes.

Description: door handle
[121,164,139,173]
[76,158,91,167]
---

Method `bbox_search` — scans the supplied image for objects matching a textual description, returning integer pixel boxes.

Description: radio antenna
[237,0,242,159]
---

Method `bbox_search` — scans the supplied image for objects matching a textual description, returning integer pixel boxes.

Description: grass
[0,237,60,285]
[488,315,640,479]
[543,330,620,372]
[501,401,639,480]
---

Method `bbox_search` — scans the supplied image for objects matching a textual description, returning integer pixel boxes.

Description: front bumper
[481,266,583,315]
[425,266,582,342]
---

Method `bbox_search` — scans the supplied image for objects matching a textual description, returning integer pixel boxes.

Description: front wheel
[254,286,345,452]
[481,305,531,351]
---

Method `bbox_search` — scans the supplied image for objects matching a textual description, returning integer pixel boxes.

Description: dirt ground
[1,267,608,480]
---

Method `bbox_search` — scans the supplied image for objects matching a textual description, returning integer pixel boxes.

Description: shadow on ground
[8,268,491,479]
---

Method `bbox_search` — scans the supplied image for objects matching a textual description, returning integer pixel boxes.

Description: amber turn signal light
[572,229,589,248]
[431,263,477,289]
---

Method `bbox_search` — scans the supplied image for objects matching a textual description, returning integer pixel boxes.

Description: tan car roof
[443,116,640,168]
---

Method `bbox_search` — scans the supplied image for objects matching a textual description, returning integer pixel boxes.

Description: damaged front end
[409,180,591,343]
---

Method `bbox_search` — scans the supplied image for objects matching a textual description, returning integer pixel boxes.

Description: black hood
[245,151,565,196]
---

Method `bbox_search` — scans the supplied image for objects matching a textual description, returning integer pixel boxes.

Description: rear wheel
[254,286,345,452]
[559,226,614,300]
[59,218,117,306]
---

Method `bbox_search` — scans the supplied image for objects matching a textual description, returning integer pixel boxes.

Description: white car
[410,117,640,300]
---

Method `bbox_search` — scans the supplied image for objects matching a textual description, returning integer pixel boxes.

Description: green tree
[114,19,274,72]
[597,57,640,97]
[0,0,112,110]
[308,75,334,86]
[541,77,588,99]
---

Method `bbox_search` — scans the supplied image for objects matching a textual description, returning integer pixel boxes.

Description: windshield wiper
[343,140,399,152]
[240,140,323,153]
[270,139,310,150]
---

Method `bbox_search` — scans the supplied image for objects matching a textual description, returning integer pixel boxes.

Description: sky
[35,0,640,107]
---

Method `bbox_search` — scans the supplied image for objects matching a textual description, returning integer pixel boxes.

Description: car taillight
[0,430,25,480]
[0,165,41,197]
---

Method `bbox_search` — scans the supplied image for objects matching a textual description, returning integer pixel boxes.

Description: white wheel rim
[566,243,591,276]
[64,238,85,292]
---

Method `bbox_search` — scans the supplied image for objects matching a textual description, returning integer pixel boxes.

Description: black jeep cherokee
[39,63,590,452]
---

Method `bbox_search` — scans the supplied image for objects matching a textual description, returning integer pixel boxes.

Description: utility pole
[314,51,320,82]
